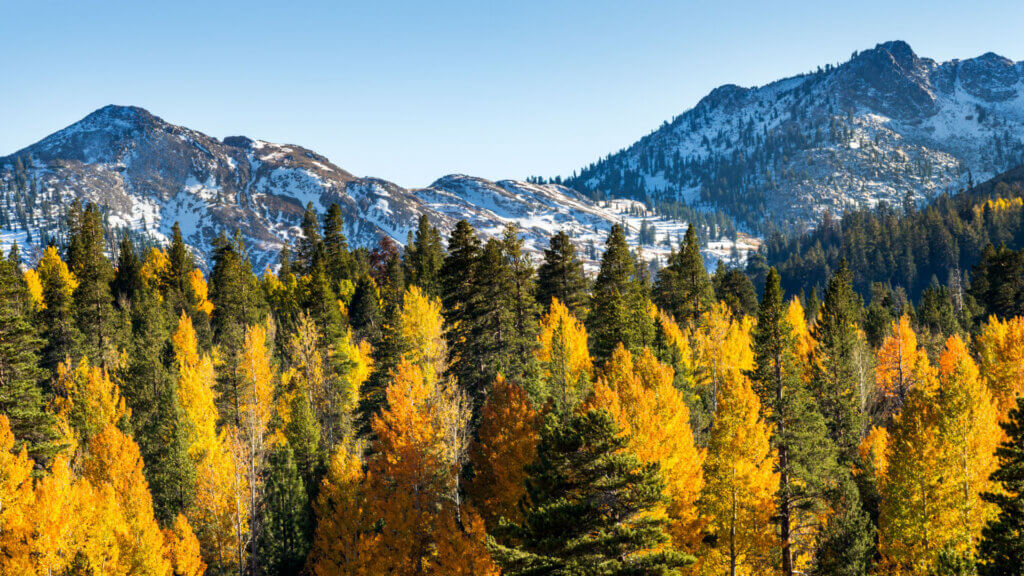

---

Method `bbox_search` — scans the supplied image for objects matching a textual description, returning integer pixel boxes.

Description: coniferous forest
[3,194,1024,576]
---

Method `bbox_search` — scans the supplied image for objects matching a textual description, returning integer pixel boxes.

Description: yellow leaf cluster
[975,315,1024,418]
[537,297,593,407]
[589,345,705,550]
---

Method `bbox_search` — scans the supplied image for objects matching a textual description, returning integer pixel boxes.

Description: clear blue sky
[3,0,1023,188]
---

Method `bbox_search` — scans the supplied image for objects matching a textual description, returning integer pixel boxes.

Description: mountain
[565,41,1024,232]
[0,106,755,270]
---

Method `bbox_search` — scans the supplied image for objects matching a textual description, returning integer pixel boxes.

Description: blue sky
[3,1,1023,188]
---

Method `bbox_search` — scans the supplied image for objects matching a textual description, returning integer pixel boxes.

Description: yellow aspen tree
[163,514,207,576]
[468,374,540,528]
[588,345,705,551]
[878,361,945,572]
[51,358,128,446]
[975,315,1024,419]
[784,298,814,375]
[140,247,171,291]
[82,423,173,575]
[400,285,447,386]
[23,268,44,310]
[28,456,96,575]
[691,302,756,417]
[36,245,78,297]
[875,315,928,419]
[934,336,1000,558]
[537,297,593,408]
[236,322,276,573]
[188,269,215,316]
[309,446,374,576]
[0,415,35,572]
[172,313,246,574]
[363,360,442,571]
[880,336,1002,573]
[698,332,778,576]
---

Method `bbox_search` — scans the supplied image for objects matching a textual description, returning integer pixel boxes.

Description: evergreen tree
[810,261,866,460]
[112,235,142,305]
[536,231,588,316]
[752,269,841,576]
[322,203,353,285]
[654,224,714,326]
[209,230,267,425]
[117,284,195,524]
[167,222,195,294]
[260,444,312,576]
[587,224,654,362]
[491,409,693,575]
[355,266,407,438]
[403,214,444,298]
[978,397,1024,576]
[0,249,57,462]
[277,242,294,279]
[348,274,381,343]
[39,249,81,374]
[296,202,324,274]
[714,262,758,318]
[67,202,116,366]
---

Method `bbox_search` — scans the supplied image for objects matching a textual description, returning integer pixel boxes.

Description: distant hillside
[0,106,754,270]
[759,161,1024,300]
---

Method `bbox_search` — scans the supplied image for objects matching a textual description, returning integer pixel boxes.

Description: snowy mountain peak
[567,41,1024,231]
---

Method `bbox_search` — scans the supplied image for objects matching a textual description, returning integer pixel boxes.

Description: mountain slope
[566,41,1024,231]
[0,106,753,269]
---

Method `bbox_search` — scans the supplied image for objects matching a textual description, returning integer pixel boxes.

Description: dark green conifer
[0,248,58,462]
[586,224,654,362]
[348,275,381,343]
[809,261,865,461]
[322,203,353,285]
[403,214,444,298]
[67,202,116,366]
[260,444,312,576]
[492,410,693,575]
[296,202,324,274]
[536,230,588,316]
[653,224,714,326]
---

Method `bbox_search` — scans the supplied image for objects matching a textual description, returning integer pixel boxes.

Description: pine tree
[536,230,588,316]
[296,202,324,274]
[210,230,267,425]
[0,250,57,462]
[112,234,143,305]
[978,397,1024,575]
[403,213,444,298]
[260,443,312,576]
[117,284,195,525]
[348,274,381,344]
[440,220,482,387]
[654,224,714,327]
[587,224,655,362]
[810,261,866,461]
[491,409,693,575]
[37,246,81,374]
[67,202,117,367]
[322,203,353,285]
[752,268,841,575]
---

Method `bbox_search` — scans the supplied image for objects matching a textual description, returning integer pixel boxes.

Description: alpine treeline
[0,199,1023,576]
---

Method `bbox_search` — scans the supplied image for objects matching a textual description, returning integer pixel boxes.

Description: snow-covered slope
[0,106,755,270]
[567,41,1024,230]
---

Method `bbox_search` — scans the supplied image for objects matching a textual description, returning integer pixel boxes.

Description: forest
[1,198,1023,576]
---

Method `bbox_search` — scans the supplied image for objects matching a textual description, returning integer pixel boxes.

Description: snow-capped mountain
[566,41,1024,231]
[0,105,754,270]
